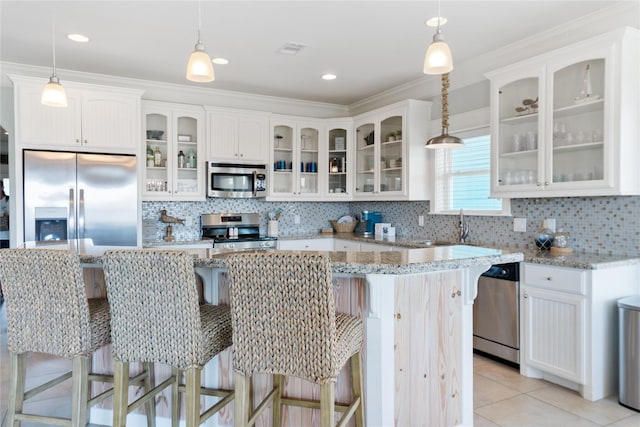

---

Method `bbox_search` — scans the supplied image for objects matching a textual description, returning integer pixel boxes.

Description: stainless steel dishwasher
[473,262,520,365]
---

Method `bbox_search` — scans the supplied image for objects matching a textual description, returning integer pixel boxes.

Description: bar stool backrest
[102,249,205,368]
[0,249,94,357]
[225,252,340,384]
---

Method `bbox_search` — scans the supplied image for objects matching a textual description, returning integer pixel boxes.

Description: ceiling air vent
[276,42,308,55]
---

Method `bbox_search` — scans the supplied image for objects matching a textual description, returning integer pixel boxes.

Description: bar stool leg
[234,372,250,427]
[71,355,90,427]
[185,367,201,427]
[142,362,157,427]
[272,374,283,426]
[171,367,180,427]
[113,360,130,427]
[7,352,26,427]
[351,352,365,427]
[320,382,335,427]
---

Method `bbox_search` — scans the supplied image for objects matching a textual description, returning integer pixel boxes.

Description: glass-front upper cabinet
[354,112,404,197]
[325,119,352,199]
[549,59,605,186]
[489,28,640,198]
[492,71,543,192]
[143,101,205,201]
[270,118,321,200]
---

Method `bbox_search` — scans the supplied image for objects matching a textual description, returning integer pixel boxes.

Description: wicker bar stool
[225,252,365,427]
[0,249,122,427]
[102,249,234,427]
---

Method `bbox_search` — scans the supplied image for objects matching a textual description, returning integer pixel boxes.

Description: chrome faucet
[459,209,470,243]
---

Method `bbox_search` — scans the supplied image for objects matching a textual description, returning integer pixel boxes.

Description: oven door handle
[252,170,258,197]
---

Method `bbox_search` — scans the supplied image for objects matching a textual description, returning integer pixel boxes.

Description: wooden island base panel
[29,240,522,427]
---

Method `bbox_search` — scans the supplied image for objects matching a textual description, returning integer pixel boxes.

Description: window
[432,127,510,216]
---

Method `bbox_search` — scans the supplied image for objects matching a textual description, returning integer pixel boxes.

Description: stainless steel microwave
[207,162,268,198]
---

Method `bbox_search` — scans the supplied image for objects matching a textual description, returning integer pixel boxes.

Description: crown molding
[0,61,349,118]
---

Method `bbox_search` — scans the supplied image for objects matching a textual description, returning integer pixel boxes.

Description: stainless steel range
[201,213,277,250]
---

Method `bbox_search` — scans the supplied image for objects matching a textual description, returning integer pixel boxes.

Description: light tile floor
[2,303,639,426]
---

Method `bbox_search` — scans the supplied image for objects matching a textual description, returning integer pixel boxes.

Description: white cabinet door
[269,117,323,200]
[82,91,139,152]
[208,111,268,163]
[11,76,141,154]
[15,82,82,148]
[143,101,205,201]
[521,285,586,383]
[353,100,431,201]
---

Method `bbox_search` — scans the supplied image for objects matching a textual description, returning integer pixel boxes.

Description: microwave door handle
[68,188,76,240]
[252,170,258,197]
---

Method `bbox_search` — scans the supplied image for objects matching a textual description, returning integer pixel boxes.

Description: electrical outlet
[418,215,424,227]
[294,214,301,225]
[513,218,527,232]
[545,218,556,233]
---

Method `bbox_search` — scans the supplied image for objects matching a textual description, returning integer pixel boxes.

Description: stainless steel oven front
[207,162,268,198]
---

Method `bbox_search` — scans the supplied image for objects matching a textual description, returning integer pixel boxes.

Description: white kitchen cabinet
[206,108,269,163]
[142,101,205,201]
[520,262,639,401]
[10,75,142,154]
[488,27,640,198]
[277,238,333,251]
[353,100,431,201]
[324,119,353,200]
[269,117,323,200]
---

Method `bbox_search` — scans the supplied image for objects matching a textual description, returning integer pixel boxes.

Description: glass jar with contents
[553,229,570,248]
[153,146,162,167]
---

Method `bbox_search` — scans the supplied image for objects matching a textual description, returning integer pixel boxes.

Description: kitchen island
[25,240,523,426]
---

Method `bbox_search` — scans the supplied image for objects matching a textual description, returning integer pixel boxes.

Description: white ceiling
[0,1,632,105]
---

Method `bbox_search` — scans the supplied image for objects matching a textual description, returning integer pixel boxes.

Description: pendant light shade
[186,38,215,82]
[41,75,68,107]
[423,29,453,75]
[41,17,67,107]
[186,1,214,83]
[426,73,463,149]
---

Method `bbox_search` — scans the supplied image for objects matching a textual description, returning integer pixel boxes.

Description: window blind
[433,127,508,215]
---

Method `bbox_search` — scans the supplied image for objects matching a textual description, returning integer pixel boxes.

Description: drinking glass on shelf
[512,134,522,152]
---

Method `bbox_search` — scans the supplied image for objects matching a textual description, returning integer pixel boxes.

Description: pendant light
[41,16,67,107]
[426,73,463,149]
[423,0,453,75]
[186,0,214,82]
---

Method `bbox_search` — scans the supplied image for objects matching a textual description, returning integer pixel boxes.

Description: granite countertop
[23,239,523,275]
[278,233,640,270]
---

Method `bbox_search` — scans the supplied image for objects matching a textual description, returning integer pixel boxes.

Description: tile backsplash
[143,195,640,257]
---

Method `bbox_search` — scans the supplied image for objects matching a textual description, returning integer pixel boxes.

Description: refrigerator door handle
[68,188,76,240]
[78,189,86,240]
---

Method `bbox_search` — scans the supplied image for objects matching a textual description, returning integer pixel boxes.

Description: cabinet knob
[395,313,402,319]
[76,139,80,143]
[235,153,239,157]
[544,181,549,186]
[536,181,542,187]
[84,140,88,144]
[546,277,552,281]
[240,153,243,157]
[524,294,528,299]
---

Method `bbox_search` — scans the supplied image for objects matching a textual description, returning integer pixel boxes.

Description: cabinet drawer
[523,263,586,295]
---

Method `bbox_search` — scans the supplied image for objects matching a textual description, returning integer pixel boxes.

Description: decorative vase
[534,220,554,250]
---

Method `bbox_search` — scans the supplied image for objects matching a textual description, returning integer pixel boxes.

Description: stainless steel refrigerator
[23,150,138,246]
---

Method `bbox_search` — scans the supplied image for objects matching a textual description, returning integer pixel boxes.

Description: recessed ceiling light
[212,57,229,65]
[425,17,447,27]
[322,74,337,80]
[67,33,90,43]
